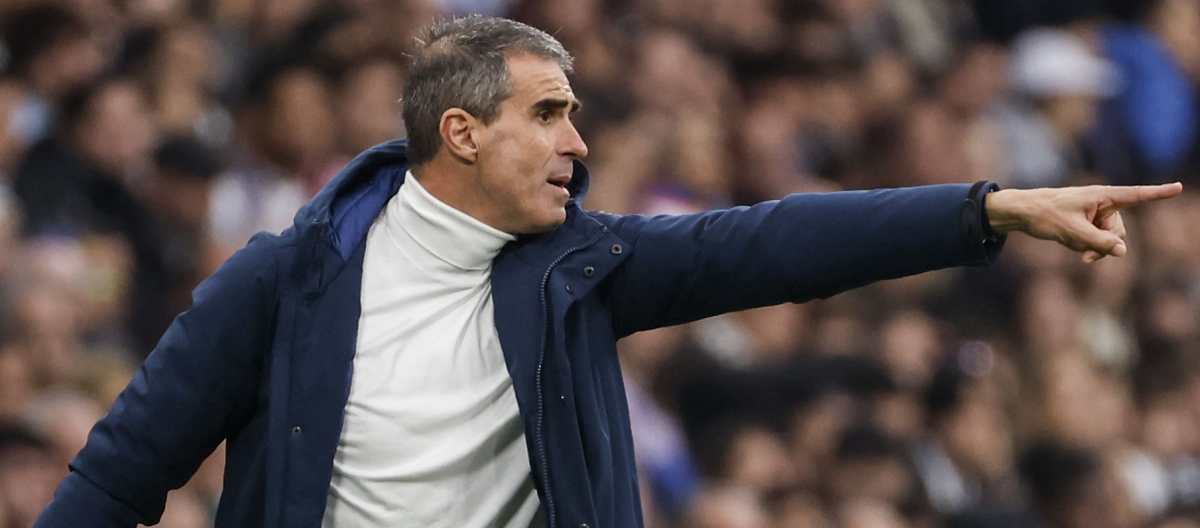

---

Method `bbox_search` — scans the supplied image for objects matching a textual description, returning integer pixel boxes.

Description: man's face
[472,54,588,234]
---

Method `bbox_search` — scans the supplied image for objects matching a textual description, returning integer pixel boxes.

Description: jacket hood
[291,139,593,259]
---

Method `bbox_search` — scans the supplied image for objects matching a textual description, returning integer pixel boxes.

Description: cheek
[487,128,531,168]
[487,131,552,187]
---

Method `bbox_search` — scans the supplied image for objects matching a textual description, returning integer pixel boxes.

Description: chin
[520,208,568,234]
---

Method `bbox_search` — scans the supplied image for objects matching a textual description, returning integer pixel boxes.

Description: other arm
[33,234,279,527]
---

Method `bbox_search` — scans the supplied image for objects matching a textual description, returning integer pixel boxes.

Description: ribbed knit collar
[391,171,515,271]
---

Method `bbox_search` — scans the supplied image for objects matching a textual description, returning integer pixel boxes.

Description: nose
[559,120,589,159]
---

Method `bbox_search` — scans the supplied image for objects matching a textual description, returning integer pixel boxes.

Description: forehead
[504,54,574,103]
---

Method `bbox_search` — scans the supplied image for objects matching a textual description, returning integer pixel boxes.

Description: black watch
[962,181,1004,246]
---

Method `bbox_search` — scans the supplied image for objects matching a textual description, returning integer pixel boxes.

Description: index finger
[1104,182,1184,208]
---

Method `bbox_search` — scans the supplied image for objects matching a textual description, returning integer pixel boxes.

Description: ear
[439,108,480,164]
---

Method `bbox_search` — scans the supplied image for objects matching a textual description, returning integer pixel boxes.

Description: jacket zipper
[535,233,605,528]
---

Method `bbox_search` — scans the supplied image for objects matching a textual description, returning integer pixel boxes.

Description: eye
[537,110,554,124]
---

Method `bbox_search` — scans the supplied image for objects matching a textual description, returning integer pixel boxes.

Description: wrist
[985,188,1028,234]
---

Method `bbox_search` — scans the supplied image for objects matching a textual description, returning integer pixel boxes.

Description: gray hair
[401,15,574,166]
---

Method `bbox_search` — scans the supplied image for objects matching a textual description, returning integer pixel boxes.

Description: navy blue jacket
[35,140,1002,527]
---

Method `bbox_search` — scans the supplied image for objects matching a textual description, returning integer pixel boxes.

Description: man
[35,15,1181,528]
[1,4,105,141]
[999,28,1119,188]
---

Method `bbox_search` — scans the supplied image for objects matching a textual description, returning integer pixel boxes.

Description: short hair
[1019,440,1100,510]
[0,420,52,463]
[57,74,139,134]
[1,5,89,78]
[154,134,224,181]
[401,16,573,166]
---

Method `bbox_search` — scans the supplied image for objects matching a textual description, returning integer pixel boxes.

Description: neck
[410,157,507,233]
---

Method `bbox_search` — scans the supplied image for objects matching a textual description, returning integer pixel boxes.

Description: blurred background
[0,0,1199,527]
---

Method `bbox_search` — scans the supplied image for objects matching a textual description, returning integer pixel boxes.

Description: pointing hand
[984,183,1184,263]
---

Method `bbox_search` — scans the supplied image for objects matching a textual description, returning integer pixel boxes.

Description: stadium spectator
[0,4,104,143]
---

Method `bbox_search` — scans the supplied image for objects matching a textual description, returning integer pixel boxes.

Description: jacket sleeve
[34,233,280,527]
[594,184,1003,338]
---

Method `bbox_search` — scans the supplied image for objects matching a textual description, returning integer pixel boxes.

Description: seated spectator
[683,485,771,528]
[0,4,104,144]
[1097,0,1199,184]
[1020,440,1135,528]
[993,28,1119,188]
[0,423,58,528]
[915,352,1018,515]
[12,74,157,237]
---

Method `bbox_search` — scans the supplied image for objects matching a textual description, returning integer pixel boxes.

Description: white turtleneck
[322,173,543,527]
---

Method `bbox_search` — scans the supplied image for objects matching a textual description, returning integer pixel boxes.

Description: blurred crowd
[1,0,1199,527]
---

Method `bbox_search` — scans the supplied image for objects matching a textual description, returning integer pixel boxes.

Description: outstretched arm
[597,182,1183,338]
[597,184,1003,337]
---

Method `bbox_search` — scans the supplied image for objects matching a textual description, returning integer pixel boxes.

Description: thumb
[1073,221,1127,259]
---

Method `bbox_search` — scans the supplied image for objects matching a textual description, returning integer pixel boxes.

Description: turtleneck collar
[391,171,515,271]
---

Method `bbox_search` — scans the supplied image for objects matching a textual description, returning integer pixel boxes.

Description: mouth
[547,174,572,196]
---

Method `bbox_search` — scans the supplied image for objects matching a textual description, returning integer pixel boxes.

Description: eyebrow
[532,97,582,114]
